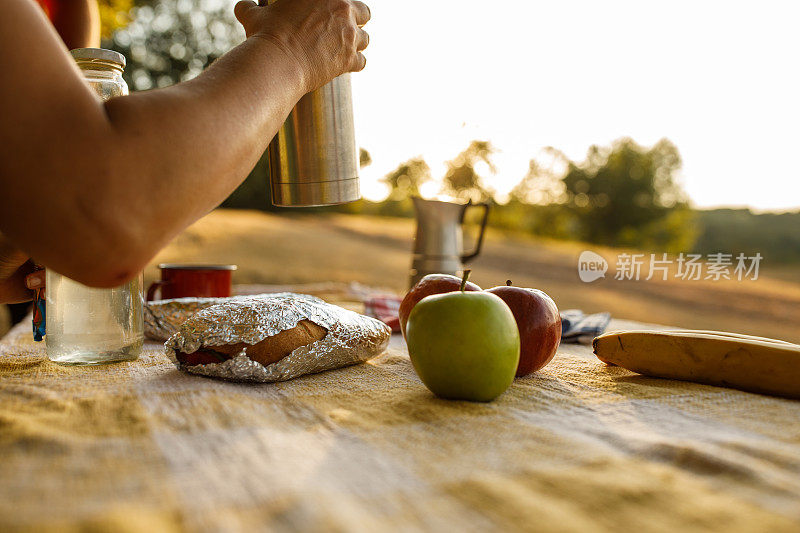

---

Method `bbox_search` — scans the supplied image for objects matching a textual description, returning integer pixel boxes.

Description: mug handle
[146,280,169,301]
[460,201,491,264]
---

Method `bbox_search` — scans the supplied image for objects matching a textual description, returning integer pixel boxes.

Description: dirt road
[149,209,800,343]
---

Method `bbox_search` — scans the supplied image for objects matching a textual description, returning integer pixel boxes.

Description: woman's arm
[47,0,101,48]
[0,0,369,288]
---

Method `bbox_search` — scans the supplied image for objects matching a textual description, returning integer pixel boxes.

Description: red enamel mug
[146,264,237,301]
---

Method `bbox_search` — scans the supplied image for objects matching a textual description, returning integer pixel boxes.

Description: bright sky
[350,0,800,211]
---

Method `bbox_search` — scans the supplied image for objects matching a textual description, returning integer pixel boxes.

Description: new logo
[578,251,608,282]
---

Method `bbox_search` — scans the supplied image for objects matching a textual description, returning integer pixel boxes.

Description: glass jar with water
[46,48,143,365]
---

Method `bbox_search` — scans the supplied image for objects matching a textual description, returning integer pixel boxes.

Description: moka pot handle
[460,201,490,264]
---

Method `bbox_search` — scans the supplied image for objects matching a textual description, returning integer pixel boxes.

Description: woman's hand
[0,236,44,304]
[235,0,371,93]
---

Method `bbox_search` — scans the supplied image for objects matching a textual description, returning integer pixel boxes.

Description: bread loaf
[177,319,327,366]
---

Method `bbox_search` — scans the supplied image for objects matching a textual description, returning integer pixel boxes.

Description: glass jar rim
[74,60,125,75]
[70,47,126,69]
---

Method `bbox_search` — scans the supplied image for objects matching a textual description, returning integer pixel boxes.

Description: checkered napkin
[364,294,610,344]
[364,295,402,332]
[559,309,611,345]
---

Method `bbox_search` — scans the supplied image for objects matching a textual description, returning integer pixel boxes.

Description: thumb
[25,270,45,290]
[234,0,259,25]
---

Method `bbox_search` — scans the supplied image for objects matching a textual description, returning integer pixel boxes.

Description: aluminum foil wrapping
[164,294,391,382]
[144,293,306,341]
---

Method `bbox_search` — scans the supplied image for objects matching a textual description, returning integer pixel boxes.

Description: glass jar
[46,48,143,365]
[70,47,128,100]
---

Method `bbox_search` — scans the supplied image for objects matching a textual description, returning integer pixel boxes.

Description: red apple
[486,281,561,376]
[399,274,482,338]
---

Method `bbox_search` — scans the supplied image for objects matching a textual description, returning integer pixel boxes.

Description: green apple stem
[460,270,472,292]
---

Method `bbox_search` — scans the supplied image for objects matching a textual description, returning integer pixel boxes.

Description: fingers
[26,270,45,290]
[349,6,369,71]
[356,27,369,51]
[353,52,366,72]
[351,1,371,26]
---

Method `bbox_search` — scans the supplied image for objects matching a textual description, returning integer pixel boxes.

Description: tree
[442,140,496,202]
[382,158,431,201]
[552,138,693,251]
[359,148,372,168]
[559,138,689,247]
[510,148,567,205]
[511,137,695,251]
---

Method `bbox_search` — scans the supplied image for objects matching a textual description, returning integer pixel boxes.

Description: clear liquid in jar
[45,271,143,365]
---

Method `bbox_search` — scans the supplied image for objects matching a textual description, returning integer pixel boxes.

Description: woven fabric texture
[1,289,799,532]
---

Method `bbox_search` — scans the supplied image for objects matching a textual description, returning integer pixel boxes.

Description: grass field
[147,209,800,343]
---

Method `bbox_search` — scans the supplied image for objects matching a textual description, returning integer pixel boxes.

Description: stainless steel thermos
[268,74,360,206]
[261,1,360,207]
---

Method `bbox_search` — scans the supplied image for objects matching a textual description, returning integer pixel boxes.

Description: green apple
[406,286,520,402]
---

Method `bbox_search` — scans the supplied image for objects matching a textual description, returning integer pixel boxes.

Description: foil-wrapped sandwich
[145,293,300,342]
[163,294,391,382]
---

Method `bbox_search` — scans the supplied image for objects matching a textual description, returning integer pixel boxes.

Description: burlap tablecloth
[1,288,799,532]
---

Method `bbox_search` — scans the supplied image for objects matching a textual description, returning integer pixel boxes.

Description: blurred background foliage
[102,0,242,90]
[98,0,136,37]
[382,158,431,202]
[99,0,800,264]
[442,141,496,203]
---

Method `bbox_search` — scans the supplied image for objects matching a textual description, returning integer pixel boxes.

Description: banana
[656,329,798,346]
[593,330,800,399]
